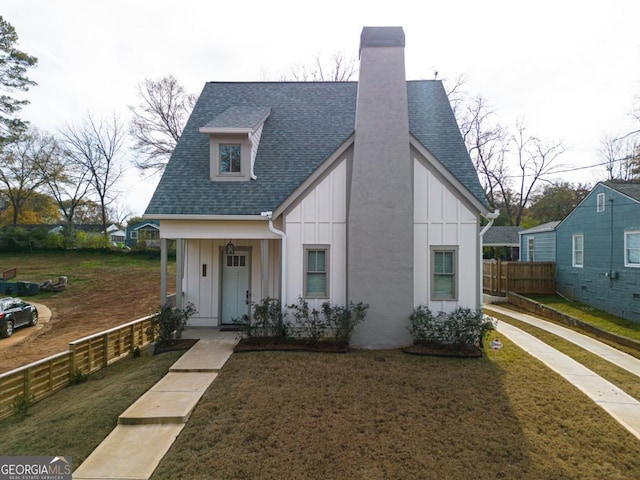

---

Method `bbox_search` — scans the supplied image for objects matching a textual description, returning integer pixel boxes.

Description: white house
[144,27,490,348]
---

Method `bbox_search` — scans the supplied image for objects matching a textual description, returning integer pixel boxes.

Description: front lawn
[151,344,640,480]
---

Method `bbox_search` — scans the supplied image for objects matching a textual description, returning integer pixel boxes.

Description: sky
[3,0,640,218]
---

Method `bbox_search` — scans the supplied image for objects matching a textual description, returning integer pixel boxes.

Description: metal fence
[0,315,155,420]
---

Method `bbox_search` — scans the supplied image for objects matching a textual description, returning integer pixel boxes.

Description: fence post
[23,368,31,401]
[103,332,110,367]
[69,342,75,380]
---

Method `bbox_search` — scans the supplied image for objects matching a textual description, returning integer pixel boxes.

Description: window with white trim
[431,247,458,300]
[572,234,584,267]
[304,246,329,298]
[527,238,535,261]
[625,231,640,267]
[597,193,605,212]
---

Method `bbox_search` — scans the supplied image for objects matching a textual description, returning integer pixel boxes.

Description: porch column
[160,238,167,306]
[175,238,185,310]
[261,239,269,300]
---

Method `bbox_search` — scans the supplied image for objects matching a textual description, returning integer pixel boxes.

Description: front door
[221,250,250,324]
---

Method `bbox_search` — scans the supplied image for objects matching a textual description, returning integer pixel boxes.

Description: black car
[0,297,38,338]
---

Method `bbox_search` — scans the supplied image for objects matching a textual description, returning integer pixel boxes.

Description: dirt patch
[0,251,175,374]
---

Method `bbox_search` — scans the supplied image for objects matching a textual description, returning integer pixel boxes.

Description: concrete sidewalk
[486,304,640,441]
[73,329,238,480]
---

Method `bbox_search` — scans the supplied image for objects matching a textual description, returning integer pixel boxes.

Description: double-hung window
[304,246,329,298]
[527,238,535,261]
[572,234,584,267]
[431,247,457,300]
[625,231,640,267]
[597,193,605,212]
[219,144,241,174]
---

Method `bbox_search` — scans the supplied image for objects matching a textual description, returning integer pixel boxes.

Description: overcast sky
[3,0,640,217]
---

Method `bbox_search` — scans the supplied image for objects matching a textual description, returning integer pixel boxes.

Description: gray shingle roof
[483,226,525,245]
[145,80,486,217]
[604,181,640,202]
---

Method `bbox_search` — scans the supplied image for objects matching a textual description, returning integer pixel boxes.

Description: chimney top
[359,27,405,50]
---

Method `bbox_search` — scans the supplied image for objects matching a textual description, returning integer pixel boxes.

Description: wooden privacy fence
[0,314,155,420]
[483,260,556,295]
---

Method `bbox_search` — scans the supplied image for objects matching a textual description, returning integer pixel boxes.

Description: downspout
[262,211,287,311]
[479,210,500,309]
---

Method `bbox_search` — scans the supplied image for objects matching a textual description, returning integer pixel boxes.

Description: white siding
[284,159,347,309]
[414,158,479,311]
[184,238,278,327]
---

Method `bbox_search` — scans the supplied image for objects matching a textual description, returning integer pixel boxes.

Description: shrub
[236,297,289,342]
[288,297,327,346]
[408,306,495,347]
[149,303,197,346]
[323,301,369,345]
[70,368,89,385]
[13,394,34,418]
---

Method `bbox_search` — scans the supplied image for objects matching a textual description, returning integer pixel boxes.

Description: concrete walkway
[486,304,640,441]
[73,328,238,480]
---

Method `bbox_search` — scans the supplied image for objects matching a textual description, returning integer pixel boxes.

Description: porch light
[226,241,235,255]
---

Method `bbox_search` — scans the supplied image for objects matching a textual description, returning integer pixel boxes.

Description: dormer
[199,106,271,182]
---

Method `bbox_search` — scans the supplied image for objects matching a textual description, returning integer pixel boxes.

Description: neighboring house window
[220,144,241,173]
[572,234,584,267]
[625,231,640,267]
[304,246,329,298]
[597,193,605,212]
[527,238,535,261]
[431,247,458,300]
[131,231,138,240]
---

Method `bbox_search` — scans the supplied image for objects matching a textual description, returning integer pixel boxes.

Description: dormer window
[200,106,271,182]
[220,144,241,174]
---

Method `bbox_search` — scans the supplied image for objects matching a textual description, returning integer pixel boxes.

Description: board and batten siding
[284,159,348,309]
[413,158,479,310]
[183,238,279,327]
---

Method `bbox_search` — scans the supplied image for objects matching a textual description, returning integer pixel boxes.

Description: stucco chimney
[348,27,413,348]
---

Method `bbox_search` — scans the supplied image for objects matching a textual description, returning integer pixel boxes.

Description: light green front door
[221,251,250,324]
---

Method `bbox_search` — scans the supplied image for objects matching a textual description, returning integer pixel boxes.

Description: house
[519,221,560,262]
[125,220,160,248]
[144,27,490,348]
[556,181,640,322]
[483,226,523,260]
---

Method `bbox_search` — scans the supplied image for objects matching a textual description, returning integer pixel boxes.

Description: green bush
[323,301,369,345]
[288,297,327,346]
[239,297,368,346]
[149,303,197,346]
[408,306,495,347]
[235,297,289,342]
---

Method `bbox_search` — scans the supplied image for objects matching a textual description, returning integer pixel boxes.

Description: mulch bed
[234,337,349,353]
[234,337,483,357]
[154,338,199,355]
[402,342,483,358]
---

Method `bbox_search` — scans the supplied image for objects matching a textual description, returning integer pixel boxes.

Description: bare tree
[60,113,124,233]
[129,75,197,174]
[0,129,57,224]
[454,91,565,225]
[282,51,358,81]
[40,142,92,244]
[511,121,565,225]
[599,133,640,181]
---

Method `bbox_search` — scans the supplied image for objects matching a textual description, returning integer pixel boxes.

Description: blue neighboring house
[519,221,560,262]
[555,181,640,322]
[125,220,160,248]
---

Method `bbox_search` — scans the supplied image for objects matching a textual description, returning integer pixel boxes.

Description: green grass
[527,294,640,341]
[0,349,183,468]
